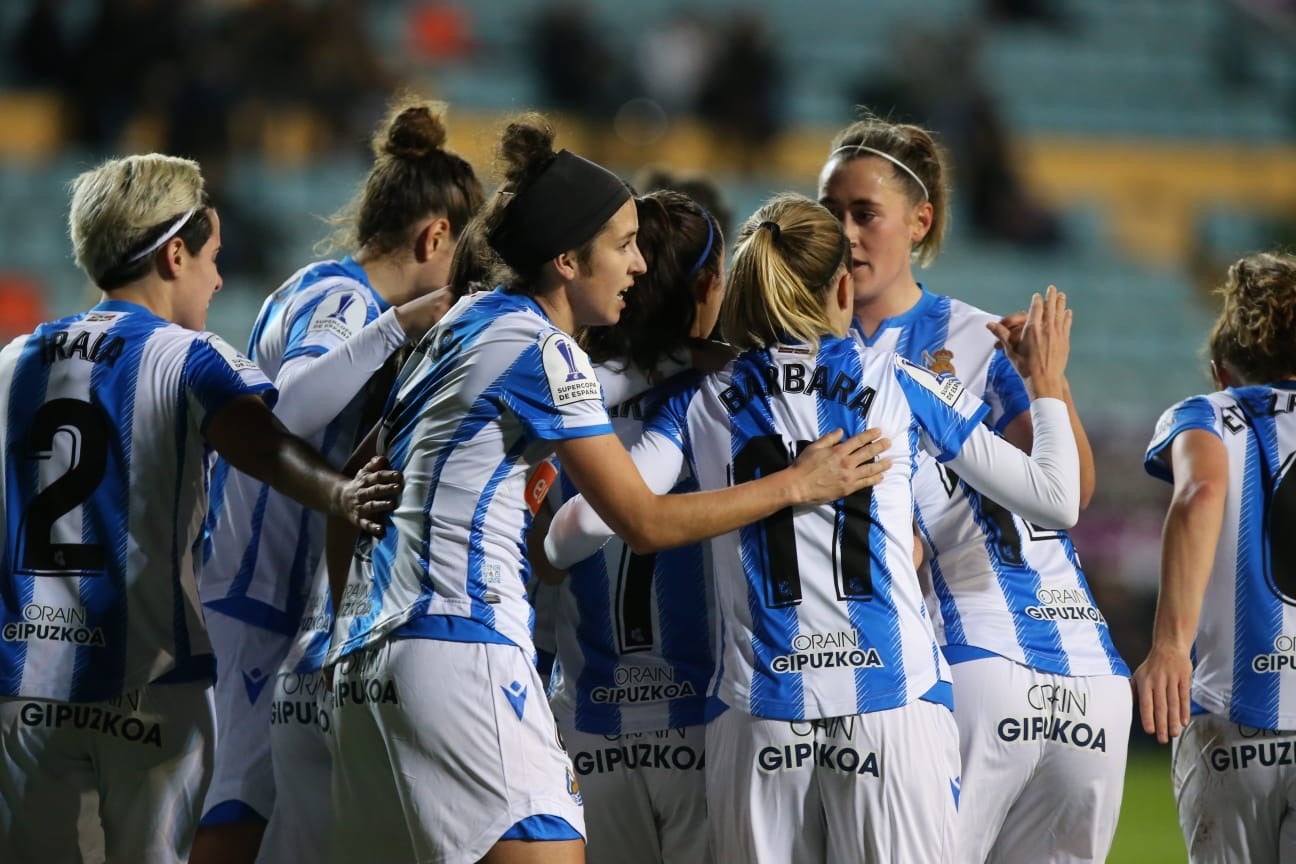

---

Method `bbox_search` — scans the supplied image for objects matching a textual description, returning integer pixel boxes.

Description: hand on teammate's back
[338,455,403,536]
[395,286,455,342]
[988,284,1070,399]
[789,427,892,505]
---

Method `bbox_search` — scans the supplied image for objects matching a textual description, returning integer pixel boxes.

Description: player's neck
[101,280,173,322]
[852,278,923,339]
[359,255,421,307]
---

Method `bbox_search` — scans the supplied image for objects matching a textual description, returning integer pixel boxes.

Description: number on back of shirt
[16,399,110,575]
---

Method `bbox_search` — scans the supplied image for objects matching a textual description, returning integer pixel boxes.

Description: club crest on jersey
[922,348,956,375]
[895,355,964,407]
[541,333,601,406]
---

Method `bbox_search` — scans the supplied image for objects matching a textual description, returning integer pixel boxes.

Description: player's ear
[552,249,580,281]
[1211,360,1233,389]
[159,237,186,279]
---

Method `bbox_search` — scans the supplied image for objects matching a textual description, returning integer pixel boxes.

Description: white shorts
[950,656,1131,864]
[330,637,586,864]
[201,611,292,824]
[0,681,215,864]
[704,700,959,864]
[1173,713,1296,864]
[559,720,709,864]
[255,669,334,864]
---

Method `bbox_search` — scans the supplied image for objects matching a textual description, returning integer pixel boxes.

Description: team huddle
[0,94,1293,864]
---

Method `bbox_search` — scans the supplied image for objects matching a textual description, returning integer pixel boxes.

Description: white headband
[830,145,929,201]
[127,208,198,263]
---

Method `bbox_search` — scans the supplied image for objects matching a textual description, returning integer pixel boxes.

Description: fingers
[1136,675,1158,738]
[985,321,1012,349]
[804,428,845,452]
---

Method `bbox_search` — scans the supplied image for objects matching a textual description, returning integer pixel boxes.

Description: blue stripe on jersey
[466,435,533,630]
[732,355,803,717]
[281,292,330,364]
[893,360,990,460]
[963,486,1066,673]
[918,491,969,650]
[817,343,907,710]
[1,332,58,694]
[1233,412,1283,727]
[1058,534,1130,676]
[659,479,711,730]
[895,294,950,365]
[203,458,231,565]
[986,351,1030,433]
[70,315,160,699]
[1145,396,1218,482]
[571,547,619,731]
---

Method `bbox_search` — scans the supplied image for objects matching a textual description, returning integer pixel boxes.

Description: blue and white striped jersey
[549,380,722,735]
[326,289,614,664]
[202,258,395,635]
[639,336,987,721]
[1145,383,1296,730]
[857,290,1127,678]
[0,300,273,701]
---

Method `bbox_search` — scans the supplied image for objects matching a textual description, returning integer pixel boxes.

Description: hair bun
[378,102,448,161]
[497,113,557,185]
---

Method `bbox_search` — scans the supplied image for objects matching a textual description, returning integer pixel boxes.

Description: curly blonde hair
[1207,251,1296,385]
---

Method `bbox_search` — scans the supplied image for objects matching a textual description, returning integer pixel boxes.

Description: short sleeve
[499,331,612,441]
[893,354,990,462]
[281,283,378,363]
[984,350,1030,434]
[185,334,276,429]
[642,381,697,455]
[1144,396,1222,483]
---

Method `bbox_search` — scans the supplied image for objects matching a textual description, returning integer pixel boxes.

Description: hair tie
[684,209,716,281]
[759,221,781,244]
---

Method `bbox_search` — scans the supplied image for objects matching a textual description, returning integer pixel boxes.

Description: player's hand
[789,427,892,506]
[395,286,454,342]
[1133,643,1194,744]
[988,311,1027,352]
[988,285,1070,399]
[687,338,738,373]
[340,455,403,537]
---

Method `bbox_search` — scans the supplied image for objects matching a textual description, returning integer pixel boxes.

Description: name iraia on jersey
[720,362,876,416]
[40,329,125,367]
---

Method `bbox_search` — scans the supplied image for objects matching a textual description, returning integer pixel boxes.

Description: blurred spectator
[0,274,47,343]
[635,11,714,116]
[983,0,1072,30]
[853,24,1065,251]
[11,0,68,89]
[528,3,628,119]
[698,12,784,174]
[407,2,475,64]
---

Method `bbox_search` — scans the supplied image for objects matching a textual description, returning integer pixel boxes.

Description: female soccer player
[546,189,726,864]
[818,115,1130,863]
[1137,251,1296,864]
[0,153,397,864]
[195,98,483,864]
[546,193,1083,862]
[323,115,888,864]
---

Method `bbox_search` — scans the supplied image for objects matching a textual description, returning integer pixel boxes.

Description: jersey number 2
[18,399,110,574]
[732,435,874,607]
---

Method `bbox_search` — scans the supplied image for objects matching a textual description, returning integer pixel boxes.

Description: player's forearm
[1060,380,1097,508]
[274,308,406,436]
[612,471,799,555]
[1151,482,1224,651]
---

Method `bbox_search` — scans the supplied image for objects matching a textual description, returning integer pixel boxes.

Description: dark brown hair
[1208,251,1296,384]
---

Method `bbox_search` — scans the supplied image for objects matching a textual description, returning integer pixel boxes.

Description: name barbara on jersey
[720,361,877,415]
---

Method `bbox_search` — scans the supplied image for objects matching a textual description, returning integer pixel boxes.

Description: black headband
[488,150,630,272]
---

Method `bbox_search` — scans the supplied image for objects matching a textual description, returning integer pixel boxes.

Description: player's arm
[995,304,1096,509]
[551,426,891,557]
[1133,429,1226,744]
[272,289,448,437]
[206,396,399,539]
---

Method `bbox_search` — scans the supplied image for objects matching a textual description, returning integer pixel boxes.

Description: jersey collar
[850,283,936,347]
[338,256,389,310]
